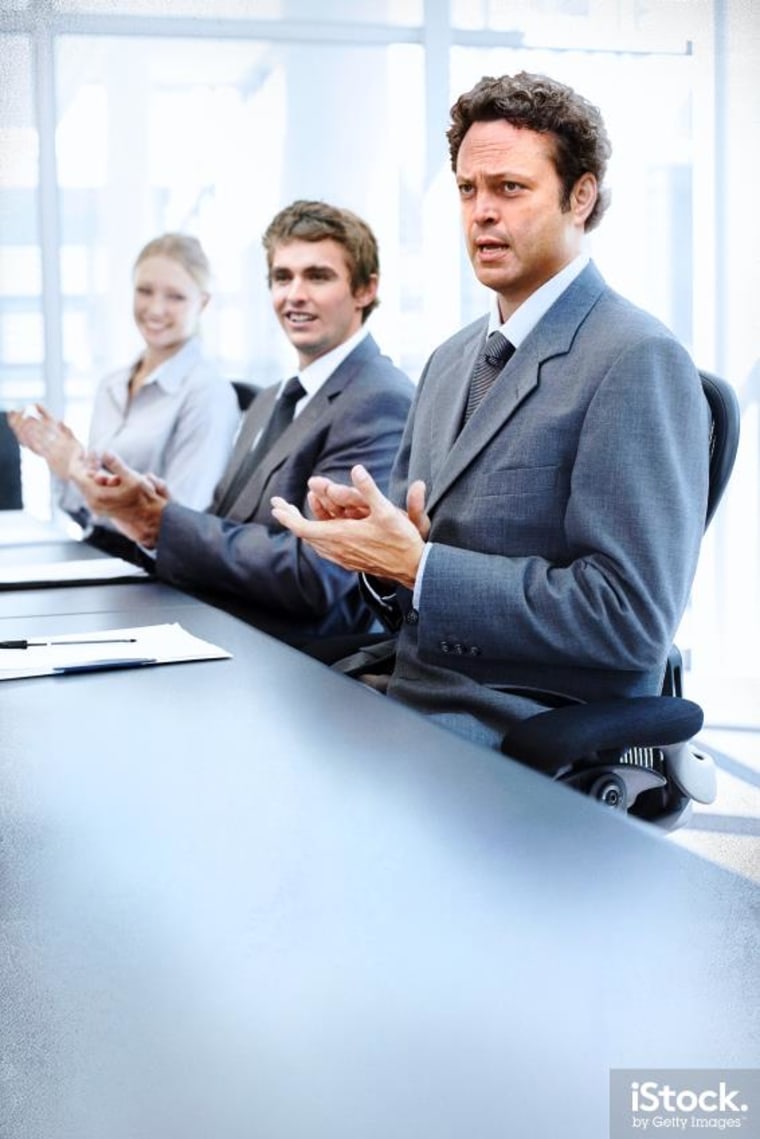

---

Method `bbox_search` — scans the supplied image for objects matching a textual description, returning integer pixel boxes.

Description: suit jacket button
[405,609,419,625]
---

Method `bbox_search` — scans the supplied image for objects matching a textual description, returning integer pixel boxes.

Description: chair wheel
[589,772,628,810]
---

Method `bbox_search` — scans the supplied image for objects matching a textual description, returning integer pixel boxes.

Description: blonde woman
[10,233,239,539]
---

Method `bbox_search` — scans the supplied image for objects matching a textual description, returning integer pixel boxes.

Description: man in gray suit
[272,74,710,746]
[78,200,414,645]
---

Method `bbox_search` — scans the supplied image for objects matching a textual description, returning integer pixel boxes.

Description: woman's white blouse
[59,337,240,523]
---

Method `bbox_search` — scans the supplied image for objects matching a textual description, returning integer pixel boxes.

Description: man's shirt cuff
[412,541,433,609]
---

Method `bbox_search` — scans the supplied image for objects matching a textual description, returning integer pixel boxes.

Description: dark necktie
[217,376,305,514]
[463,330,515,424]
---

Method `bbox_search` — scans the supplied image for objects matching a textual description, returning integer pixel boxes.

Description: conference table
[1,527,758,1138]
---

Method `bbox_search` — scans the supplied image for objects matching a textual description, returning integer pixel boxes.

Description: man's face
[456,119,596,317]
[269,238,377,368]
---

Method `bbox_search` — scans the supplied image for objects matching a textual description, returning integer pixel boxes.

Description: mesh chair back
[231,381,261,412]
[699,370,740,528]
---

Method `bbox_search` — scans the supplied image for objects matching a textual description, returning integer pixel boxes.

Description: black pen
[0,638,138,649]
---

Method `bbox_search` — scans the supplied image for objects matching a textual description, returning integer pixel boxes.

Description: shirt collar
[488,253,590,346]
[134,336,204,393]
[292,323,370,400]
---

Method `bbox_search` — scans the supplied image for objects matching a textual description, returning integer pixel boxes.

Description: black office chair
[0,411,23,510]
[500,370,741,830]
[231,380,261,412]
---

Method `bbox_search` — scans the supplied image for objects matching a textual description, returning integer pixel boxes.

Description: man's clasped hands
[271,465,430,592]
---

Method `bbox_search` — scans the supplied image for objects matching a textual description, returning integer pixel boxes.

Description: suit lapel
[425,263,606,515]
[225,335,381,519]
[426,318,486,484]
[212,386,277,509]
[425,331,536,514]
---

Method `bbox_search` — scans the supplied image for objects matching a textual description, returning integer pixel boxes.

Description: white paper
[0,556,149,587]
[0,622,231,681]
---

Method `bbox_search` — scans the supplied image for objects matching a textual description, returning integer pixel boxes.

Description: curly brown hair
[263,200,380,321]
[447,72,611,232]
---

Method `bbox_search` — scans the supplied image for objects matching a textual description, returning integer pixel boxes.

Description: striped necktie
[463,330,515,424]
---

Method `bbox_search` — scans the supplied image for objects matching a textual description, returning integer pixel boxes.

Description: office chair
[231,380,261,412]
[500,370,741,830]
[0,411,23,510]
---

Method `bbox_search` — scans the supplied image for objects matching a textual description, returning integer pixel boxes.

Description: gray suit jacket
[155,335,414,643]
[382,262,710,738]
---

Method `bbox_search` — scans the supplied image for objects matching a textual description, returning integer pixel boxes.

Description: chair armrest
[501,696,704,774]
[662,645,684,696]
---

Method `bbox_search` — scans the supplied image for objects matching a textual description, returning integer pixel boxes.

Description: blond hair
[134,233,211,292]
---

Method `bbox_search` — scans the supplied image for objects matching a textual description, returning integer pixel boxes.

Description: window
[52,0,423,23]
[0,35,42,407]
[1,0,758,724]
[53,34,425,421]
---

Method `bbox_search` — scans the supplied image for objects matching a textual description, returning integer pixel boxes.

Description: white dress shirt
[285,323,371,413]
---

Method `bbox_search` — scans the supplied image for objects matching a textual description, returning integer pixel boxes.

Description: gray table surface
[1,585,759,1138]
[0,535,193,618]
[0,537,102,566]
[0,578,196,620]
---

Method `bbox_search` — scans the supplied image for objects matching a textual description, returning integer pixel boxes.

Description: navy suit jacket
[156,335,414,643]
[381,263,710,738]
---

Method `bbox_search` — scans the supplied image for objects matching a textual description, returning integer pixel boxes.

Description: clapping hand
[74,450,170,548]
[8,405,84,481]
[271,464,429,589]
